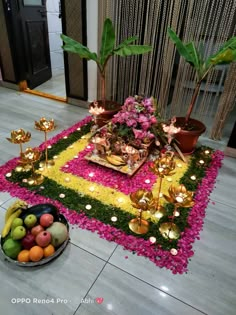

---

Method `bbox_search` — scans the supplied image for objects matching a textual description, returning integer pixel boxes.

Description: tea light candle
[167,177,172,182]
[177,163,182,168]
[89,186,95,192]
[85,204,92,210]
[149,236,156,243]
[88,172,94,177]
[204,150,210,155]
[64,177,70,182]
[190,175,196,180]
[111,216,117,222]
[170,248,178,255]
[53,155,58,159]
[117,197,124,203]
[47,145,52,149]
[59,193,65,198]
[176,196,183,203]
[174,210,180,217]
[5,172,12,177]
[63,136,68,139]
[145,179,150,184]
[199,159,205,165]
[77,127,81,131]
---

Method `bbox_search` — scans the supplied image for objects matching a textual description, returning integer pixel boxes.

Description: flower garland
[0,117,224,274]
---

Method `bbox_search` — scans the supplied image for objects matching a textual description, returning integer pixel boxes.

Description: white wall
[46,0,64,76]
[46,0,98,100]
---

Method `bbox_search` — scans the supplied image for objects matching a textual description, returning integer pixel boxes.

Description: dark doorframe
[1,0,27,83]
[61,0,88,101]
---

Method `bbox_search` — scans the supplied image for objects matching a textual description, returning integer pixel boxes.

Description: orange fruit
[29,246,44,262]
[17,249,30,262]
[43,244,55,258]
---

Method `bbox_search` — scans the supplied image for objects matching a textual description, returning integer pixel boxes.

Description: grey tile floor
[34,71,66,98]
[0,86,235,315]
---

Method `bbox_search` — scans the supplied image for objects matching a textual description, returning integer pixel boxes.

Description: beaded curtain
[98,0,236,140]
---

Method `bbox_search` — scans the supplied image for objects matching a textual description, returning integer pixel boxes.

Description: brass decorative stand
[6,129,32,172]
[149,151,176,218]
[20,147,44,186]
[35,117,56,169]
[129,189,153,234]
[159,184,194,240]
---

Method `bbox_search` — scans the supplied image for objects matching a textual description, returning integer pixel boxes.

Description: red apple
[31,225,44,236]
[35,231,51,247]
[39,214,54,227]
[21,232,36,250]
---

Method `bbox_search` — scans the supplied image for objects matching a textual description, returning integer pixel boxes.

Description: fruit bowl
[0,212,70,267]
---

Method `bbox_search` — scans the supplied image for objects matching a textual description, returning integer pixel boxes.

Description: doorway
[32,0,66,99]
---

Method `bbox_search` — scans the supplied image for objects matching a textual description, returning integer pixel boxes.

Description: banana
[106,155,126,166]
[1,209,22,238]
[5,200,28,223]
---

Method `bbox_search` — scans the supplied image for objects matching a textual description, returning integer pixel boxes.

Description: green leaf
[113,45,152,56]
[206,36,236,66]
[114,36,138,50]
[185,42,201,70]
[61,34,97,61]
[100,18,115,66]
[167,28,194,65]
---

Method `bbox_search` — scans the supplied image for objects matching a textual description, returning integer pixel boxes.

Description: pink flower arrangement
[111,95,157,142]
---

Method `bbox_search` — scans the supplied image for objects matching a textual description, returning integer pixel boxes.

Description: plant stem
[185,65,214,125]
[185,81,201,125]
[101,73,106,107]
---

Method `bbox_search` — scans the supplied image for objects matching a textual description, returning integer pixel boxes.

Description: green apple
[11,218,23,231]
[12,226,26,240]
[24,214,37,228]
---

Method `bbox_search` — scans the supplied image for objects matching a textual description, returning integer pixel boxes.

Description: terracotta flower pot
[174,117,206,154]
[89,100,121,127]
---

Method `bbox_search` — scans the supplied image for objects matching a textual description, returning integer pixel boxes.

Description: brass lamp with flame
[6,129,32,172]
[89,101,105,134]
[129,189,153,234]
[149,151,176,219]
[35,117,56,169]
[20,147,44,185]
[159,184,194,240]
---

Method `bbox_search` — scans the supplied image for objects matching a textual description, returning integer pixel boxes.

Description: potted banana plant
[61,18,152,126]
[168,28,236,153]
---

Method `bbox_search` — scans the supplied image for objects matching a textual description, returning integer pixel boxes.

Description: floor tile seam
[68,240,109,263]
[72,245,118,315]
[106,261,208,315]
[209,198,236,210]
[0,198,15,209]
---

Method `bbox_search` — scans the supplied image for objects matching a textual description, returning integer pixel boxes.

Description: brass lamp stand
[6,129,32,172]
[35,117,56,169]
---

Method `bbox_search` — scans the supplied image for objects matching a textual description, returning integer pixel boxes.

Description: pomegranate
[40,213,54,227]
[31,225,44,236]
[35,231,51,247]
[21,232,36,250]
